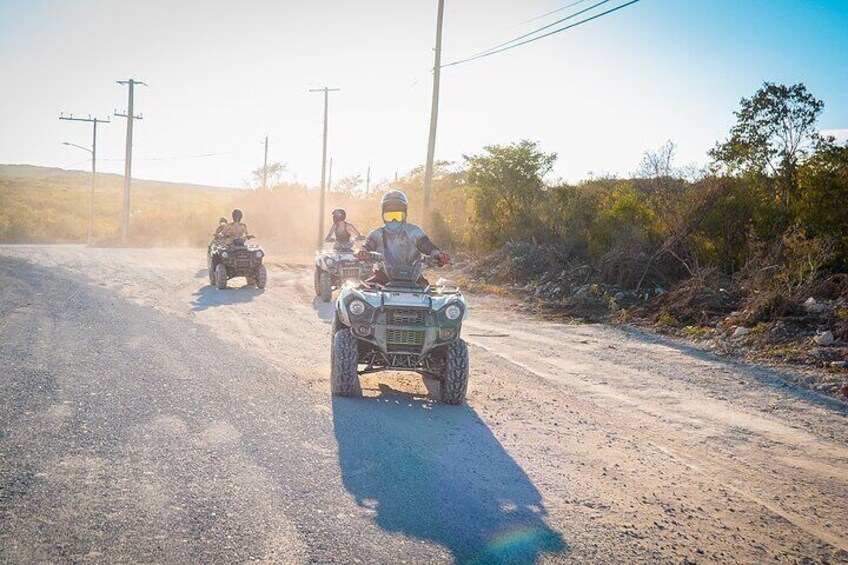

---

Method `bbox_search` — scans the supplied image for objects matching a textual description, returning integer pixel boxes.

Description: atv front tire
[320,271,332,303]
[207,257,216,285]
[215,263,228,290]
[331,329,361,397]
[439,339,469,405]
[314,267,323,297]
[256,264,267,289]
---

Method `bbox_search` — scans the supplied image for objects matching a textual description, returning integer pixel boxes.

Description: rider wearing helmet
[324,208,362,251]
[222,208,249,240]
[357,190,450,285]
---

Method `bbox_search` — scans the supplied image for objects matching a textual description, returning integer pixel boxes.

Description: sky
[1,0,847,189]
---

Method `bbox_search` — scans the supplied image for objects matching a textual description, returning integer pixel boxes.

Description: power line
[100,150,240,162]
[512,0,593,28]
[442,0,641,69]
[476,0,612,58]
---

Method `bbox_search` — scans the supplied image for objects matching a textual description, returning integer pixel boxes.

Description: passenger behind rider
[213,217,229,239]
[356,190,450,286]
[324,208,362,251]
[221,208,249,242]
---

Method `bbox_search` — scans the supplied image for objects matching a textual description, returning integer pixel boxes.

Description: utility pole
[328,157,333,193]
[59,113,110,245]
[115,78,146,245]
[309,87,340,249]
[262,135,269,191]
[366,165,371,195]
[422,0,445,228]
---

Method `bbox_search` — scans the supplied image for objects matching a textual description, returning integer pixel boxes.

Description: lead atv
[314,240,369,302]
[330,253,469,404]
[208,236,267,290]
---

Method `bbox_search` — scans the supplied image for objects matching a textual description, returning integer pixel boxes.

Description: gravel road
[1,246,846,564]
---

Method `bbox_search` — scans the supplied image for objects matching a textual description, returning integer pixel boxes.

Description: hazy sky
[1,0,847,189]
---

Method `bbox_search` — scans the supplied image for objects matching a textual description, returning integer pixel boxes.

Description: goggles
[383,211,405,223]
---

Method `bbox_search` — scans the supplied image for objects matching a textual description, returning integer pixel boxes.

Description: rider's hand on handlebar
[432,250,450,266]
[356,250,370,261]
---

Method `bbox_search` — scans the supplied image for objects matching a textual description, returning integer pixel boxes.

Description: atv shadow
[332,387,568,564]
[312,296,335,322]
[191,284,263,311]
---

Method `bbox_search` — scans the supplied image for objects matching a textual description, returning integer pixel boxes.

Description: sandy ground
[1,245,846,564]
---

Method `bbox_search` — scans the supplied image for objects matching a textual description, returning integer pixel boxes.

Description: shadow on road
[193,268,207,279]
[191,284,263,311]
[332,387,568,564]
[313,296,335,322]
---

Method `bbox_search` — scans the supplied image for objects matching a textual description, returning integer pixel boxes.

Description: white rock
[814,331,834,346]
[733,326,749,337]
[804,297,826,314]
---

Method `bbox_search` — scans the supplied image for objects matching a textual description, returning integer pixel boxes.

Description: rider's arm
[347,222,363,239]
[415,234,440,255]
[324,225,336,242]
[362,230,379,252]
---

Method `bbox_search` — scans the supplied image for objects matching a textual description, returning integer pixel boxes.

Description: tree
[464,140,556,247]
[709,82,825,210]
[332,174,363,195]
[250,162,285,190]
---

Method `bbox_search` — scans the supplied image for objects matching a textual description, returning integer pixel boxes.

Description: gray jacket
[363,223,439,267]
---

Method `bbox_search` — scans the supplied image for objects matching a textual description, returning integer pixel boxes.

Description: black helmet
[232,208,243,222]
[381,190,408,213]
[381,190,408,227]
[332,208,346,222]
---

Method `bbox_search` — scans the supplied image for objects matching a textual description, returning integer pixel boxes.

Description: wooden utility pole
[422,0,445,228]
[366,165,371,195]
[59,113,110,245]
[309,87,340,249]
[262,135,269,190]
[115,79,146,245]
[328,157,333,193]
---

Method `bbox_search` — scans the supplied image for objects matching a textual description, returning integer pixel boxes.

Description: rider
[222,208,249,241]
[213,217,229,238]
[324,208,362,251]
[356,190,450,285]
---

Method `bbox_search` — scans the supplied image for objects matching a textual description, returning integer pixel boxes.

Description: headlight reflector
[256,251,264,258]
[444,304,462,320]
[221,251,229,258]
[326,258,336,267]
[349,300,366,316]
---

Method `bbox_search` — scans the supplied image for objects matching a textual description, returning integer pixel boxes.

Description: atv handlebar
[358,251,444,268]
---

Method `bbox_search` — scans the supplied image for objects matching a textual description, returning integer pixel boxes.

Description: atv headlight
[326,258,336,267]
[255,251,263,258]
[444,304,462,321]
[349,300,366,316]
[221,251,229,258]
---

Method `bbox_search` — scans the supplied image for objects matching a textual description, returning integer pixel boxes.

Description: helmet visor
[382,210,406,224]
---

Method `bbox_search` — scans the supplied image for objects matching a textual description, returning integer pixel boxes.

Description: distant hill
[0,164,243,246]
[0,164,383,252]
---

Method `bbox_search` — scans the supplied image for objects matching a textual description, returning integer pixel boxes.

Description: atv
[330,253,470,404]
[208,236,267,290]
[314,239,369,302]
